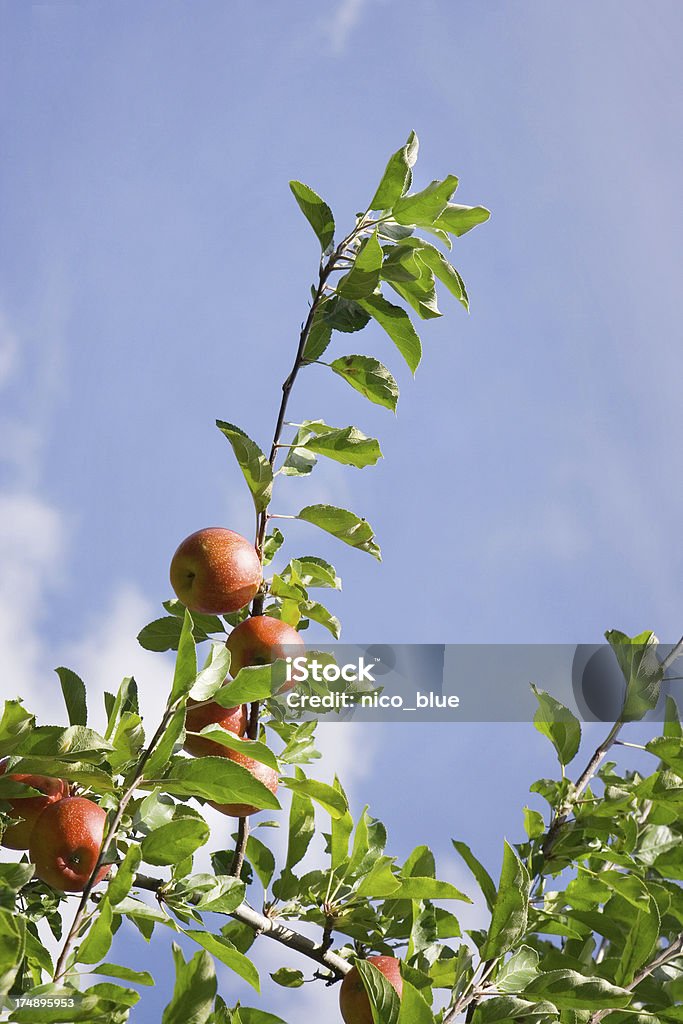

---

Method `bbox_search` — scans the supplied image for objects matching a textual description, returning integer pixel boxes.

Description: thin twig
[134,873,351,979]
[588,933,683,1024]
[228,216,375,879]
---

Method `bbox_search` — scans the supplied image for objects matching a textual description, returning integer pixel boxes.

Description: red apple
[339,956,403,1024]
[170,527,262,615]
[184,694,248,757]
[226,614,304,691]
[29,796,110,892]
[0,758,70,851]
[209,746,278,818]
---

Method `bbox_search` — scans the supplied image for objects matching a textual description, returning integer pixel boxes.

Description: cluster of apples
[0,760,109,892]
[170,527,304,817]
[172,531,405,1022]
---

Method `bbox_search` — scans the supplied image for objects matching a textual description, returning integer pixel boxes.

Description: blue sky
[1,0,682,1019]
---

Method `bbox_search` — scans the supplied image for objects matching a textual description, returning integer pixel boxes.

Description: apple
[339,955,403,1024]
[29,796,110,892]
[170,527,262,614]
[209,746,278,818]
[0,758,70,851]
[184,693,248,757]
[226,614,304,691]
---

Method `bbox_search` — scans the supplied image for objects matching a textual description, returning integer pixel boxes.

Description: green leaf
[185,930,260,991]
[104,676,138,741]
[0,700,34,754]
[8,758,115,790]
[55,667,87,726]
[236,1011,287,1024]
[0,907,25,998]
[393,877,471,902]
[355,857,401,898]
[8,725,113,762]
[76,898,114,964]
[358,293,422,374]
[381,247,441,320]
[304,424,383,469]
[330,776,353,870]
[451,840,497,912]
[6,987,103,1022]
[284,420,381,473]
[615,898,660,986]
[403,845,436,878]
[477,995,558,1023]
[321,294,371,334]
[297,503,381,560]
[286,769,316,869]
[282,776,348,818]
[90,963,154,986]
[245,834,276,889]
[107,844,142,905]
[214,663,288,704]
[337,231,384,300]
[433,202,491,237]
[356,958,401,1024]
[190,643,232,702]
[271,967,304,988]
[302,314,333,362]
[216,421,273,514]
[397,978,435,1024]
[262,529,284,566]
[371,130,419,209]
[193,729,278,770]
[281,421,320,477]
[286,556,341,590]
[348,808,387,877]
[664,695,682,739]
[606,629,663,722]
[524,970,632,1010]
[138,615,212,653]
[170,610,197,703]
[393,175,459,227]
[142,705,186,781]
[645,735,683,776]
[162,946,217,1024]
[531,685,581,766]
[523,807,546,839]
[289,180,335,251]
[141,818,210,866]
[330,354,399,411]
[0,862,34,892]
[481,842,530,958]
[496,946,540,993]
[303,599,341,638]
[397,238,469,310]
[160,756,280,810]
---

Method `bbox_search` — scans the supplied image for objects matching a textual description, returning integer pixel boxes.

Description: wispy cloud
[324,0,370,53]
[0,309,18,390]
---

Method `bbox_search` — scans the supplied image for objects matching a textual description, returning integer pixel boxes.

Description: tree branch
[52,703,179,982]
[134,873,351,979]
[228,216,375,878]
[587,933,683,1024]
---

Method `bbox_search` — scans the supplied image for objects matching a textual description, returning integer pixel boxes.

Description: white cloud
[324,0,370,52]
[0,309,18,390]
[0,491,67,721]
[61,583,174,736]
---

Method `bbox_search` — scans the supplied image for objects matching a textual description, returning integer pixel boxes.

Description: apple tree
[1,133,682,1024]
